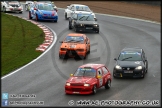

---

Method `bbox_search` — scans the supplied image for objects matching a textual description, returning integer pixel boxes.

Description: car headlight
[66,82,70,86]
[80,24,84,26]
[39,11,43,15]
[84,84,90,86]
[135,66,142,70]
[94,24,98,27]
[115,65,122,69]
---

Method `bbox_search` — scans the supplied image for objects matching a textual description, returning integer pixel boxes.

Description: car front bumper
[5,7,23,12]
[37,15,58,21]
[59,50,86,58]
[76,26,99,32]
[113,69,144,78]
[65,85,93,95]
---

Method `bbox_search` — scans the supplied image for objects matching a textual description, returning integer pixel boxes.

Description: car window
[38,4,54,11]
[75,5,91,12]
[97,68,103,76]
[74,68,96,77]
[64,36,84,43]
[77,14,95,21]
[102,66,108,75]
[118,51,142,61]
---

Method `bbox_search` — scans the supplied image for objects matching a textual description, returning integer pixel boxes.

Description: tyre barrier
[5,13,54,52]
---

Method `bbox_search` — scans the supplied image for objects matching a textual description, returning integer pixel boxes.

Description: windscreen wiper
[121,57,132,61]
[79,16,85,20]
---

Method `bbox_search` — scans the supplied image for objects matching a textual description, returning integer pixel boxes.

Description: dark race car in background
[69,13,99,33]
[113,47,148,78]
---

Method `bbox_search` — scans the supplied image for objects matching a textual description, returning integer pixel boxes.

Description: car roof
[67,33,85,37]
[72,4,88,7]
[122,47,143,53]
[79,63,105,69]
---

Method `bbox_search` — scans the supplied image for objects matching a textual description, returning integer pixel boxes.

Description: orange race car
[59,33,90,59]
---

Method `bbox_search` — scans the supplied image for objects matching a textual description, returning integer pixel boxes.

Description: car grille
[122,67,135,71]
[71,83,83,86]
[84,24,93,27]
[72,88,82,92]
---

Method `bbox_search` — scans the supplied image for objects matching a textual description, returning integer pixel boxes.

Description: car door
[101,66,111,85]
[97,68,104,88]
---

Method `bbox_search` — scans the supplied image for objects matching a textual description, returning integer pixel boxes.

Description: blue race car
[29,2,58,22]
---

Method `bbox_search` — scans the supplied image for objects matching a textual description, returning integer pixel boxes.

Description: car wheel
[83,54,87,59]
[36,14,39,21]
[29,11,32,19]
[19,12,22,14]
[3,7,6,13]
[105,80,111,89]
[74,27,78,32]
[87,46,90,54]
[54,20,57,22]
[113,72,117,78]
[69,23,72,29]
[65,13,68,20]
[92,85,97,94]
[141,71,145,78]
[96,30,99,33]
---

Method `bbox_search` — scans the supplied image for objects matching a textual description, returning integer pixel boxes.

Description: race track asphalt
[1,5,161,107]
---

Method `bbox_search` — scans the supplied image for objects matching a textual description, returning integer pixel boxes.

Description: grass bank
[1,12,44,76]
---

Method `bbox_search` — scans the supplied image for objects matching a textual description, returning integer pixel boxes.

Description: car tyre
[36,14,39,21]
[92,85,97,94]
[54,20,57,22]
[69,23,72,29]
[113,72,117,78]
[3,7,6,13]
[87,46,90,54]
[105,80,111,89]
[65,13,68,20]
[29,11,32,19]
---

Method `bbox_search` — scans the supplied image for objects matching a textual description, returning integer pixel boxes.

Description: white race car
[64,4,97,20]
[25,1,34,11]
[1,1,23,13]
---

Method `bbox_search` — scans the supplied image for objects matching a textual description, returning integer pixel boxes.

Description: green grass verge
[1,12,44,77]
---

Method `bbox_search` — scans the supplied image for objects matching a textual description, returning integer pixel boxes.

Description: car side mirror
[70,74,73,77]
[59,41,63,43]
[94,18,97,21]
[114,58,117,61]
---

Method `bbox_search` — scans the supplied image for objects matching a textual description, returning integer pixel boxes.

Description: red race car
[65,63,112,95]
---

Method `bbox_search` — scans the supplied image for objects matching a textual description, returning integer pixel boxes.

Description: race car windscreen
[74,68,96,77]
[75,6,91,12]
[78,14,95,21]
[38,4,54,11]
[64,36,84,43]
[118,51,142,61]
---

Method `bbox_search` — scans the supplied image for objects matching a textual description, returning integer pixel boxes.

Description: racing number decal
[99,78,103,86]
